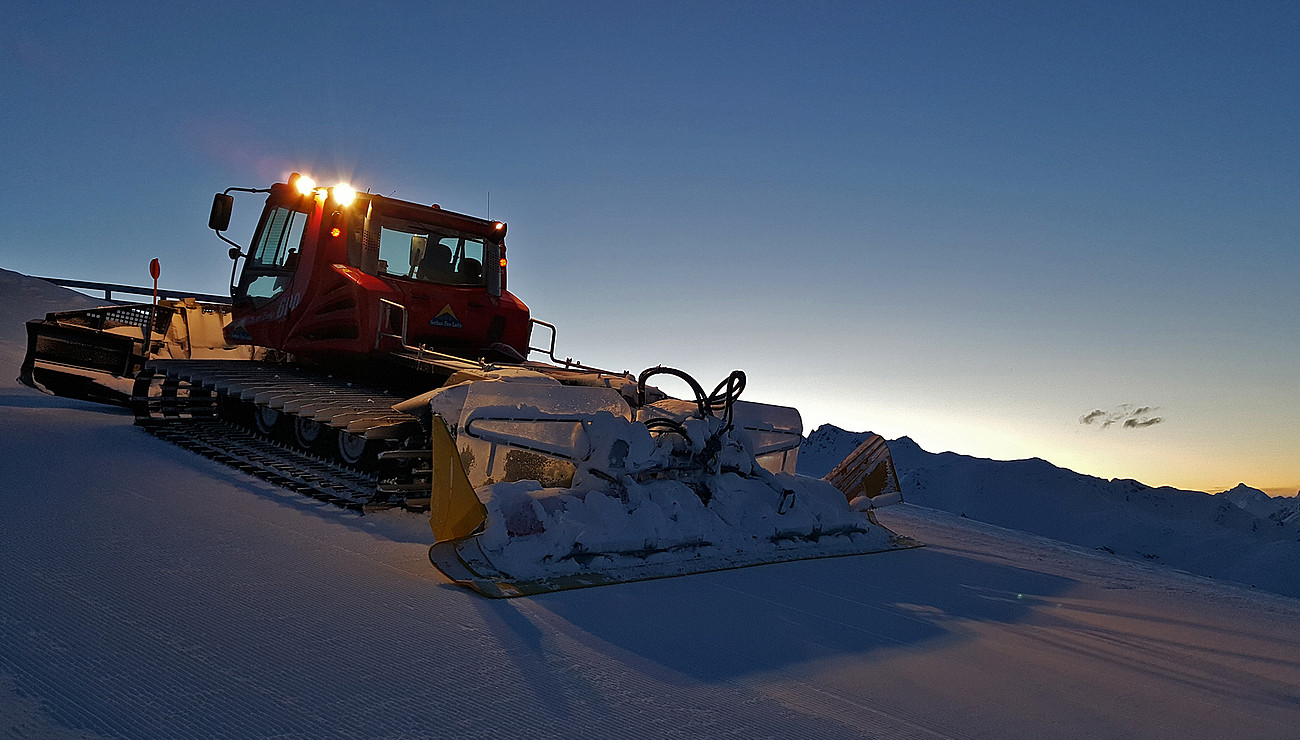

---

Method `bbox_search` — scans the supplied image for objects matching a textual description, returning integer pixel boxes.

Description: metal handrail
[35,276,230,304]
[527,318,612,373]
[377,298,410,349]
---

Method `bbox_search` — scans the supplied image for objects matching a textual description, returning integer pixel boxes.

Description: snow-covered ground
[4,270,1300,738]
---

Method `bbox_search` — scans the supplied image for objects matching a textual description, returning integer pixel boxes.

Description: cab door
[234,203,309,307]
[230,199,312,347]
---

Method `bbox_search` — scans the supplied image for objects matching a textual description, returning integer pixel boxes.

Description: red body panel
[224,183,531,361]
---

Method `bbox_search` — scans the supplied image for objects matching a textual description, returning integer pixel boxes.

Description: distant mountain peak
[799,424,879,479]
[1217,483,1272,513]
[1223,483,1267,496]
[888,434,919,448]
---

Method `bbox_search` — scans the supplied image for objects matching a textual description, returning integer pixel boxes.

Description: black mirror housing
[209,193,234,231]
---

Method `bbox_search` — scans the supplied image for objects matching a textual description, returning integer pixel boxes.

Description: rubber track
[133,360,432,513]
[140,418,389,512]
[141,360,417,436]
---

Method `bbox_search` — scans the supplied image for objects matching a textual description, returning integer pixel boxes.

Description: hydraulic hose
[637,366,710,415]
[636,366,748,430]
[707,370,746,427]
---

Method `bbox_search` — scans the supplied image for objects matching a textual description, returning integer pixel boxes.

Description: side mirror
[409,235,428,272]
[209,193,234,231]
[228,247,242,261]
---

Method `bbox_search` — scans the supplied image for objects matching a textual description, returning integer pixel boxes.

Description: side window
[252,207,307,269]
[376,221,486,286]
[378,227,422,278]
[409,235,485,285]
[244,275,286,301]
[447,237,485,285]
[237,206,307,306]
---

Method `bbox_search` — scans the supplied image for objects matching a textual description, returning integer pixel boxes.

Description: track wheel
[336,431,377,470]
[293,417,326,450]
[217,394,250,426]
[253,406,282,436]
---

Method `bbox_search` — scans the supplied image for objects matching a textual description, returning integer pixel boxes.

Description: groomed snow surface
[4,270,1300,739]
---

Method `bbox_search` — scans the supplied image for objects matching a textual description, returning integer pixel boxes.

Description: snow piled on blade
[475,472,894,581]
[436,378,905,587]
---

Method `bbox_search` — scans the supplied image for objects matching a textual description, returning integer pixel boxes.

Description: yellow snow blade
[429,414,487,544]
[824,433,902,504]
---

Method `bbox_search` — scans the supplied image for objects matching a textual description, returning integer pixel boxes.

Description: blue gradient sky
[4,2,1297,493]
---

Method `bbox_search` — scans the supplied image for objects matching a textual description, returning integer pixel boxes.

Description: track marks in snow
[6,379,1300,738]
[0,400,876,738]
[868,505,1300,739]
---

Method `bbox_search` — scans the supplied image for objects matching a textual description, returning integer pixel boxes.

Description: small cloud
[1080,409,1107,425]
[1080,404,1164,430]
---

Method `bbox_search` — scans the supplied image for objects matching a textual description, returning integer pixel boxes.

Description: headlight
[332,183,357,207]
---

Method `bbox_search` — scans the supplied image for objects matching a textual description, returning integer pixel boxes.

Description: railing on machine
[46,302,177,337]
[377,298,410,348]
[35,276,230,304]
[527,318,610,373]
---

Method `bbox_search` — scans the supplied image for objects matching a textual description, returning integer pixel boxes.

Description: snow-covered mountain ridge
[800,423,1300,598]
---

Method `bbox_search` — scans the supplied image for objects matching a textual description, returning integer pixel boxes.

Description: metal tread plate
[144,360,410,434]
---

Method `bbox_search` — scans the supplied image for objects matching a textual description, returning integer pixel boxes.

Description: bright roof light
[332,183,356,207]
[295,175,317,195]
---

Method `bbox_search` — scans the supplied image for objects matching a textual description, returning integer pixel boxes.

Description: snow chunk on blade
[426,370,919,597]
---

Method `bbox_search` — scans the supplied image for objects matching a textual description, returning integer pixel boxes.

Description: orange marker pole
[144,259,161,362]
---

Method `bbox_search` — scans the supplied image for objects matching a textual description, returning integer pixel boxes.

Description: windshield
[377,216,486,286]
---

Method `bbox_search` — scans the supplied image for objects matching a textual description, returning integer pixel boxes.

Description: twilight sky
[3,1,1297,494]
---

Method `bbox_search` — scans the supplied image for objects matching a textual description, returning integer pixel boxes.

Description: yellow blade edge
[823,433,902,502]
[429,413,488,543]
